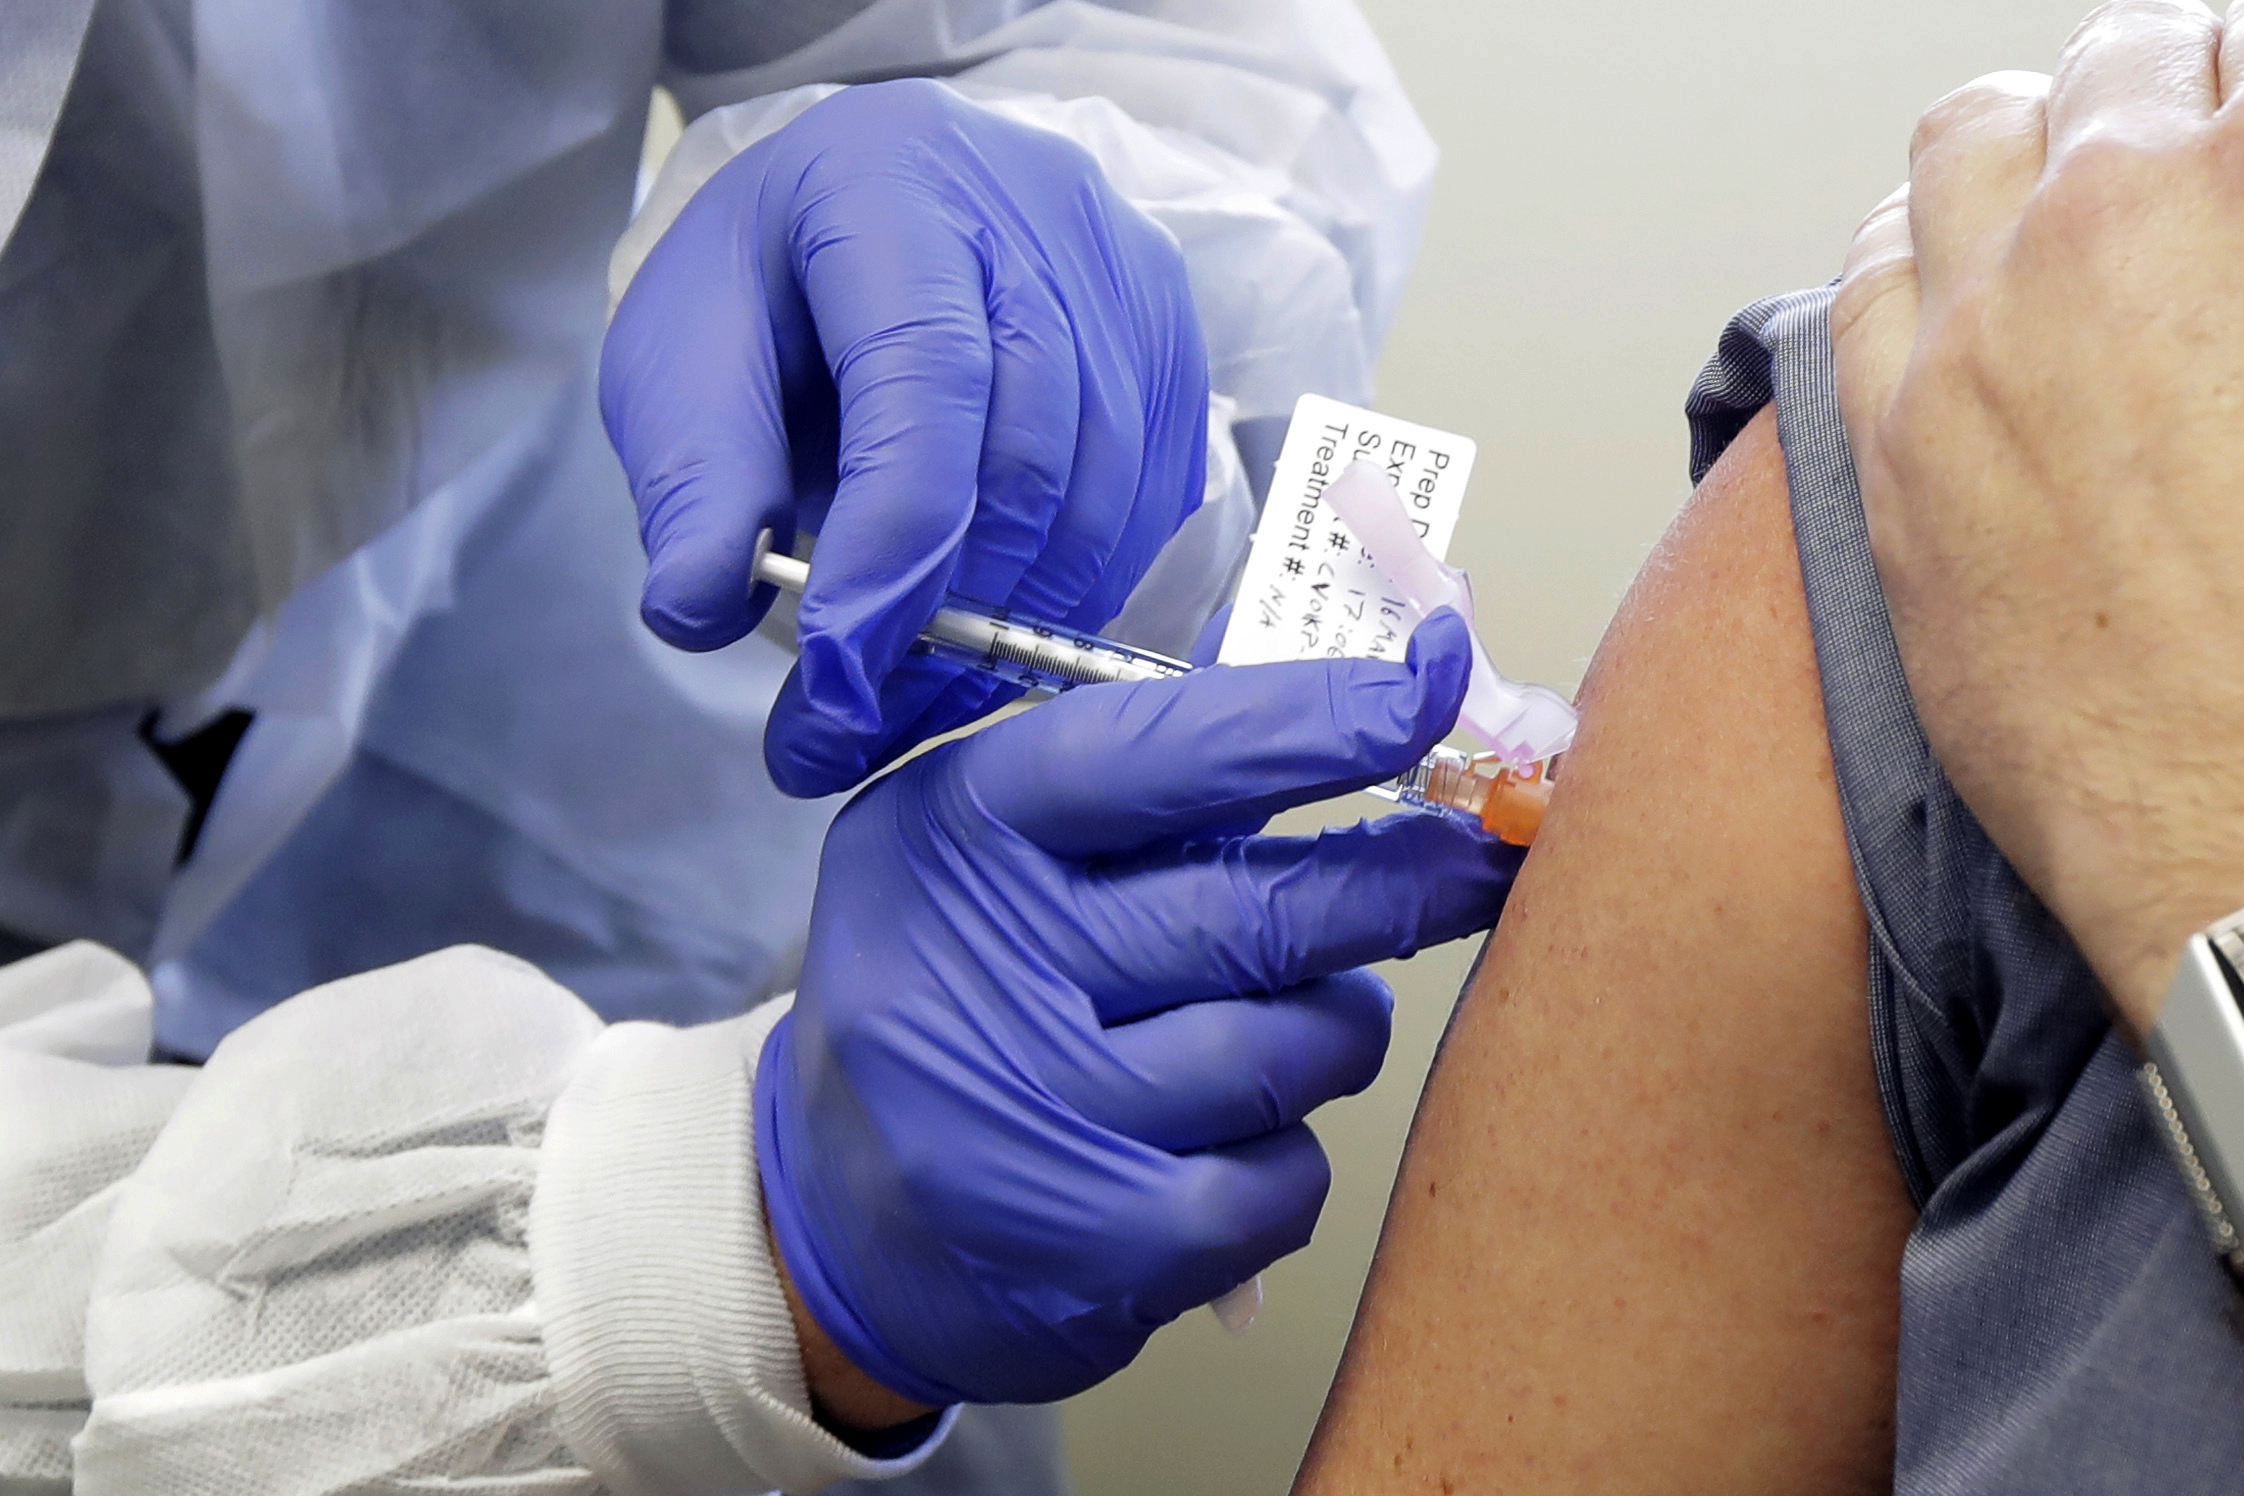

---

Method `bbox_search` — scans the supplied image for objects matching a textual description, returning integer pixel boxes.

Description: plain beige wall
[1063,3,2103,1493]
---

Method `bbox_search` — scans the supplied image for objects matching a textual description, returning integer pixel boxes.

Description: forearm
[777,1240,935,1433]
[1295,410,1914,1493]
[524,995,949,1492]
[37,950,944,1494]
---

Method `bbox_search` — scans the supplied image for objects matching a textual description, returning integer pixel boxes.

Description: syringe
[750,534,1555,846]
[751,534,1194,694]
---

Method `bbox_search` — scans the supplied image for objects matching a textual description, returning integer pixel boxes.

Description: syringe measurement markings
[986,631,1125,687]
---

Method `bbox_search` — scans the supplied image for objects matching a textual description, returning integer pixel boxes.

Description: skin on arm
[1294,408,1915,1495]
[776,1234,936,1431]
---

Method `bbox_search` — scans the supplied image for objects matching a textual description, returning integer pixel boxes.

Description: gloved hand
[759,609,1522,1408]
[602,79,1209,798]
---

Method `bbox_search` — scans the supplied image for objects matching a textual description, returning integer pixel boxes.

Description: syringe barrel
[751,530,1190,692]
[917,601,1192,692]
[751,533,1552,842]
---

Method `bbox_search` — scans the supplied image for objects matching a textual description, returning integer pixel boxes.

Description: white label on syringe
[1217,395,1477,668]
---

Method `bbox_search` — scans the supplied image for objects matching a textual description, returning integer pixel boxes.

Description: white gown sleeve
[625,0,1435,654]
[61,946,946,1496]
[0,944,194,1495]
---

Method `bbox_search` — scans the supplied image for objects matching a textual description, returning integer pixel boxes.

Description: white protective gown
[0,941,954,1495]
[0,0,1434,1490]
[0,0,1432,1052]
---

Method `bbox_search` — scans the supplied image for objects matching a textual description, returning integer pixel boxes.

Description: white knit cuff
[530,997,954,1495]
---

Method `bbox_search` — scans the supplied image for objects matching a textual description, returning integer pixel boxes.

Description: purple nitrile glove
[759,610,1523,1407]
[603,79,1209,797]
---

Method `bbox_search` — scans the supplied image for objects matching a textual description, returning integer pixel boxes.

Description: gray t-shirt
[1687,287,2244,1493]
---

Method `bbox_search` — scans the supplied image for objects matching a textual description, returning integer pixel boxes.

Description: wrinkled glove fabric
[760,609,1523,1407]
[602,80,1210,797]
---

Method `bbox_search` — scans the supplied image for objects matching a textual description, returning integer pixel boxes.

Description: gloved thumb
[966,607,1476,860]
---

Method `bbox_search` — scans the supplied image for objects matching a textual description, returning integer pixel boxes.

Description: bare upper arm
[1293,407,1914,1494]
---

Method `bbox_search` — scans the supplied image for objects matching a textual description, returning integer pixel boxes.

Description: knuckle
[1160,1141,1327,1266]
[2068,0,2217,50]
[2040,120,2202,221]
[841,76,959,126]
[1851,187,1912,256]
[1912,71,2050,165]
[2045,129,2139,194]
[1113,195,1190,275]
[1019,114,1100,178]
[1325,668,1429,778]
[1236,889,1308,996]
[1858,182,1913,233]
[1834,203,1908,288]
[1153,1174,1253,1265]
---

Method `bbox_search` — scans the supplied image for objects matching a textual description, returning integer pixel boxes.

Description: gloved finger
[761,173,998,796]
[965,608,1475,859]
[1011,194,1208,633]
[938,172,1082,610]
[2049,0,2218,158]
[1078,812,1520,1020]
[1126,1124,1332,1327]
[1055,336,1207,635]
[1905,71,2049,305]
[1087,601,1261,847]
[1060,970,1393,1153]
[1084,215,1209,629]
[792,233,1089,780]
[600,157,802,651]
[967,135,1136,624]
[1162,606,1271,839]
[1007,329,1143,628]
[819,663,1024,793]
[1187,603,1233,668]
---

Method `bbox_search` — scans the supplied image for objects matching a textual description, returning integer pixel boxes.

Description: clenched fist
[1834,0,2244,1034]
